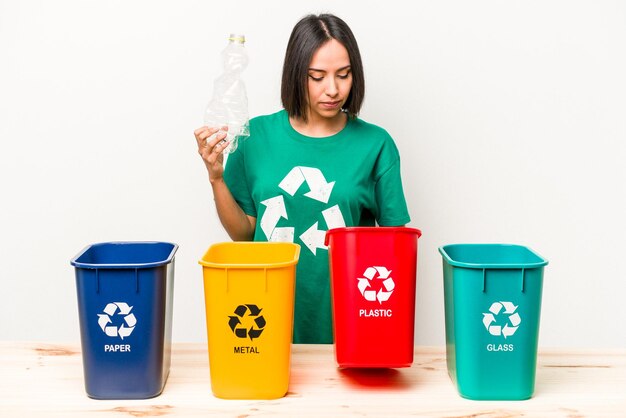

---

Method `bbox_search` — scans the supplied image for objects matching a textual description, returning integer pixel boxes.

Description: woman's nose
[325,78,338,97]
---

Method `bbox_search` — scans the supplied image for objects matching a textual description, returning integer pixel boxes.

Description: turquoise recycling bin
[439,243,548,400]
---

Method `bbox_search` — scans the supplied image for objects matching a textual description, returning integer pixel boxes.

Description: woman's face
[306,39,353,123]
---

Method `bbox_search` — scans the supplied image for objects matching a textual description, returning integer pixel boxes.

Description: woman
[194,13,410,344]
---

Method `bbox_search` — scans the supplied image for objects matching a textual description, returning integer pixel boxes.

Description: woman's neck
[289,111,347,138]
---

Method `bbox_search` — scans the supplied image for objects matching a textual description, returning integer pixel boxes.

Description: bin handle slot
[482,269,486,292]
[223,267,270,293]
[135,268,139,293]
[482,268,527,293]
[95,268,100,294]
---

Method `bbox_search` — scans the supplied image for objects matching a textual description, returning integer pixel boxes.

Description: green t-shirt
[224,109,410,344]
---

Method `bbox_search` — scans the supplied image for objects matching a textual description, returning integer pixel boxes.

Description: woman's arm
[194,126,256,241]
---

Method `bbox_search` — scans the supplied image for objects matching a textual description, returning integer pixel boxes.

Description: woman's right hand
[194,126,229,182]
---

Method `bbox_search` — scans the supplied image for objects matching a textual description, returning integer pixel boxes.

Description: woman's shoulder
[349,116,396,145]
[250,109,287,130]
[348,116,402,161]
[235,110,286,154]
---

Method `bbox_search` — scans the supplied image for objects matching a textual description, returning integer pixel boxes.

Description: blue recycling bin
[71,241,177,399]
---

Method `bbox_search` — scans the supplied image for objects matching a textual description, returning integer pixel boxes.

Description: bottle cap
[228,34,246,44]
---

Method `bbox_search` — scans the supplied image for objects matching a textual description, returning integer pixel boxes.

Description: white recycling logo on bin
[357,266,395,304]
[482,301,521,338]
[97,302,136,339]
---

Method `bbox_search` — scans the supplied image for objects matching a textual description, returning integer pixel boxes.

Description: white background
[1,0,624,348]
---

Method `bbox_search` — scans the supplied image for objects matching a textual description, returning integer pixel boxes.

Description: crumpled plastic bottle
[204,34,250,153]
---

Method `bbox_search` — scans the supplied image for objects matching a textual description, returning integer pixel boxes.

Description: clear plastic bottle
[204,34,250,154]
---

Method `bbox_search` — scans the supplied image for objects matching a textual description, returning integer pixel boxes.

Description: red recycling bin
[325,227,422,368]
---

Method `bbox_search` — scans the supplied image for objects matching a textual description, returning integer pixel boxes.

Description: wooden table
[1,342,625,417]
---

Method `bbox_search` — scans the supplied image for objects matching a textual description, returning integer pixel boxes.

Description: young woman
[194,13,410,344]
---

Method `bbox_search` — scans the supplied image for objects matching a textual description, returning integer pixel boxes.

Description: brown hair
[281,14,365,123]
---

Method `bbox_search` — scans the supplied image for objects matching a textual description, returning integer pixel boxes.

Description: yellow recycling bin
[199,242,300,399]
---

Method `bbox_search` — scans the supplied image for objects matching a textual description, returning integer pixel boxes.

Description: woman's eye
[337,73,350,79]
[309,75,323,82]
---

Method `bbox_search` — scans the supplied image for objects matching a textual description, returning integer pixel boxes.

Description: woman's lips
[320,101,341,109]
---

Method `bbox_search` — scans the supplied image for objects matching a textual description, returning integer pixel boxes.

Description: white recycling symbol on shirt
[357,266,395,304]
[260,166,345,255]
[482,301,521,339]
[97,302,137,340]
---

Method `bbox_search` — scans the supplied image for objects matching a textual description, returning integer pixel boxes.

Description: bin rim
[70,241,179,269]
[438,243,548,269]
[198,241,301,269]
[324,226,422,246]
